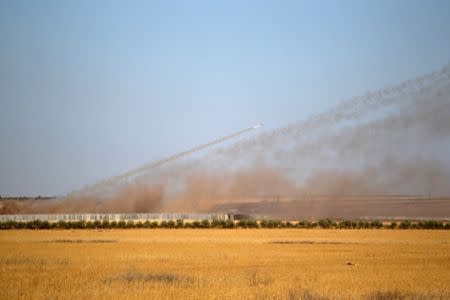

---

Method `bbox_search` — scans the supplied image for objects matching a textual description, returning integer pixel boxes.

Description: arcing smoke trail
[82,63,450,202]
[77,124,262,197]
[219,63,450,156]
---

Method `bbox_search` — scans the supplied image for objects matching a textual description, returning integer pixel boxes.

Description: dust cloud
[2,184,164,214]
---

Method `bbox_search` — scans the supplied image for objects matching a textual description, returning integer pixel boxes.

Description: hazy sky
[1,0,450,196]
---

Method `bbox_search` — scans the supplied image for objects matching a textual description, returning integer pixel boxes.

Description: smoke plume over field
[2,64,450,216]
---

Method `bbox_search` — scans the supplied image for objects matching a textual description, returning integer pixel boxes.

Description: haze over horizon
[1,1,450,196]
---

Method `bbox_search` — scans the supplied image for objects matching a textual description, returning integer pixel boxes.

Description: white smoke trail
[75,124,262,197]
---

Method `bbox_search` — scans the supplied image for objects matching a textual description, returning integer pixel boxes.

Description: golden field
[0,229,449,299]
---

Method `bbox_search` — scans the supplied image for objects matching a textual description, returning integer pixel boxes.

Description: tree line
[0,218,448,230]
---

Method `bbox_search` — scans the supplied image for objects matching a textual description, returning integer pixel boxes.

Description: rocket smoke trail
[77,124,262,197]
[78,63,450,199]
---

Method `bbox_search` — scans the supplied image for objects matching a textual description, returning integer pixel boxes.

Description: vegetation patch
[270,240,356,245]
[364,290,450,300]
[45,239,118,243]
[247,270,273,286]
[287,289,330,300]
[0,257,68,265]
[105,271,192,285]
[0,219,448,230]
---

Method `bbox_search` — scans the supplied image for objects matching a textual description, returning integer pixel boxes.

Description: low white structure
[0,213,230,222]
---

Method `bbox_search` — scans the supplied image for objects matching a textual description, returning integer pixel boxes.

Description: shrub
[421,220,444,229]
[247,220,258,228]
[387,222,397,229]
[356,221,369,229]
[211,219,226,228]
[237,219,258,228]
[142,220,151,228]
[85,221,93,229]
[330,220,338,228]
[135,221,143,228]
[224,220,235,228]
[0,221,15,229]
[338,220,351,229]
[370,220,383,229]
[399,220,411,229]
[160,221,168,228]
[266,220,282,228]
[189,221,198,228]
[118,221,126,228]
[30,220,45,229]
[318,219,333,229]
[79,221,87,229]
[56,220,67,229]
[201,219,210,228]
[211,219,219,228]
[415,220,445,230]
[102,220,111,229]
[237,220,247,228]
[421,221,433,229]
[41,220,51,229]
[18,221,27,229]
[2,221,12,229]
[175,219,184,228]
[110,221,118,228]
[167,220,176,228]
[93,220,102,229]
[296,220,307,228]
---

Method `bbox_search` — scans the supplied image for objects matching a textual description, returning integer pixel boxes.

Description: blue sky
[1,0,450,196]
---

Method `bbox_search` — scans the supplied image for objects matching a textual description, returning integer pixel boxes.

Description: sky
[1,0,450,196]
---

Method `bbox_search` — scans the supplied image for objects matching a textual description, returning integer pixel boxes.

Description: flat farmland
[1,229,449,299]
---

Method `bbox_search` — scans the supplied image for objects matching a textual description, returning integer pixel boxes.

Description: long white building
[0,213,230,222]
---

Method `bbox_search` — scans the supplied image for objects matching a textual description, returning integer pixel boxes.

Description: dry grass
[269,240,356,245]
[44,239,118,243]
[0,229,449,299]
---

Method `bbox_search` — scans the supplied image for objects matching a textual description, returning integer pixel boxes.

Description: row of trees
[0,218,449,230]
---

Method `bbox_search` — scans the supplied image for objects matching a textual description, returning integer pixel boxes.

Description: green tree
[118,220,126,228]
[167,220,176,228]
[160,220,168,228]
[201,219,210,228]
[399,220,411,229]
[176,219,184,228]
